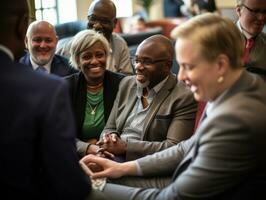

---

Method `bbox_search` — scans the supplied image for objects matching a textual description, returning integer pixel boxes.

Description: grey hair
[69,29,110,69]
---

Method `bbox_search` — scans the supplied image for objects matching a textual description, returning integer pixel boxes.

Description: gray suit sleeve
[137,136,195,177]
[103,112,258,200]
[76,138,89,157]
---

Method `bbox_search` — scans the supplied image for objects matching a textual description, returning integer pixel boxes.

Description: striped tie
[243,38,255,65]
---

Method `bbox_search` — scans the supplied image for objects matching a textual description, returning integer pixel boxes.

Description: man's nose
[39,40,47,48]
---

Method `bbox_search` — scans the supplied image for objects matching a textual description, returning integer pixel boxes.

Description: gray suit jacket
[102,74,197,160]
[132,71,266,199]
[103,71,266,200]
[245,32,266,70]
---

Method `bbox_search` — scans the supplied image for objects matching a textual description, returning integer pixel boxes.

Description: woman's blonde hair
[69,29,110,69]
[171,13,244,68]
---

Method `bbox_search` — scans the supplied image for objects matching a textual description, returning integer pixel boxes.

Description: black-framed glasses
[131,57,169,66]
[87,14,114,25]
[242,4,266,17]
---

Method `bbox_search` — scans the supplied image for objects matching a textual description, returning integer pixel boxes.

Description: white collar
[30,56,53,73]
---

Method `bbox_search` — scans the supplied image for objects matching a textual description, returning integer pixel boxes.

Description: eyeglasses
[87,15,114,25]
[242,4,266,17]
[131,57,169,66]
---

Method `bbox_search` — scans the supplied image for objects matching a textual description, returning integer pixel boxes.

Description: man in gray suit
[235,0,266,79]
[80,13,266,200]
[97,34,197,161]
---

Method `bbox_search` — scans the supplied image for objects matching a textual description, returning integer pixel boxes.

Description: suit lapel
[118,82,138,129]
[142,74,177,138]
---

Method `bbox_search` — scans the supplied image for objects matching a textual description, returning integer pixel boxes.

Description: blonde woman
[65,29,125,157]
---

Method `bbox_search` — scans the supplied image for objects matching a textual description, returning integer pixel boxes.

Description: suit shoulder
[106,70,126,80]
[19,53,30,64]
[119,75,135,85]
[175,81,194,96]
[54,54,70,65]
[111,33,127,45]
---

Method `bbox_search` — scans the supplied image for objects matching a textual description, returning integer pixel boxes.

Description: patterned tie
[36,66,47,73]
[243,38,255,65]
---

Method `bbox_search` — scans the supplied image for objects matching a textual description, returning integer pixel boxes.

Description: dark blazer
[19,52,78,77]
[102,74,197,160]
[0,51,90,199]
[65,70,125,156]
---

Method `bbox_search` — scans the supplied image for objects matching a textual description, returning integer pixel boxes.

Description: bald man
[97,34,197,161]
[0,1,93,199]
[87,0,133,75]
[20,20,77,76]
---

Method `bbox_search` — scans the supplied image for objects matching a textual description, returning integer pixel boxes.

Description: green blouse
[82,89,104,140]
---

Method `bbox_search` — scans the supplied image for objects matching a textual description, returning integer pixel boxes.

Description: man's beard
[136,79,150,88]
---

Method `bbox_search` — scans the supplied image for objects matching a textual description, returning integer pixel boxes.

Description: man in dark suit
[0,0,95,199]
[20,20,77,77]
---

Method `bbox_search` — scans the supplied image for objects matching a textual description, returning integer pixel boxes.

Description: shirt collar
[205,88,229,117]
[0,44,14,61]
[137,75,169,98]
[30,57,53,73]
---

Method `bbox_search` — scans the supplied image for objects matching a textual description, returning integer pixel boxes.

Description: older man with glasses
[87,0,133,75]
[96,34,197,162]
[235,0,266,80]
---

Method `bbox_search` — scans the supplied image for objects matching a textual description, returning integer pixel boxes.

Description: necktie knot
[36,66,47,73]
[243,38,255,65]
[245,38,255,49]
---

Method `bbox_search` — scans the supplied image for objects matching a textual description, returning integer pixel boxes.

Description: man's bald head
[25,20,58,66]
[88,0,116,18]
[139,34,174,61]
[135,34,175,89]
[26,21,57,39]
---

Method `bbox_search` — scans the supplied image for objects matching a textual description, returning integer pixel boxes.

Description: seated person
[20,20,77,77]
[131,17,150,33]
[80,13,266,200]
[65,29,125,157]
[97,34,197,161]
[57,0,133,75]
[235,0,266,81]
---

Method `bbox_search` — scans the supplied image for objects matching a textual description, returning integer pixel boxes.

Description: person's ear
[235,5,242,17]
[16,14,29,41]
[112,18,117,28]
[24,36,29,49]
[216,54,229,77]
[166,60,173,71]
[55,35,59,45]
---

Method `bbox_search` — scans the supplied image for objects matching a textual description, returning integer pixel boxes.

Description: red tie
[243,38,255,65]
[193,101,207,133]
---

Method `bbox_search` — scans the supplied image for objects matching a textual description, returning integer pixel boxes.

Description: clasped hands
[81,133,128,180]
[86,133,127,158]
[96,132,127,156]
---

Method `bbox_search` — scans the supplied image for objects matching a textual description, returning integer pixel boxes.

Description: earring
[217,76,224,83]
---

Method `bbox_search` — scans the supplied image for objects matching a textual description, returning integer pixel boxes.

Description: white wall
[58,0,77,23]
